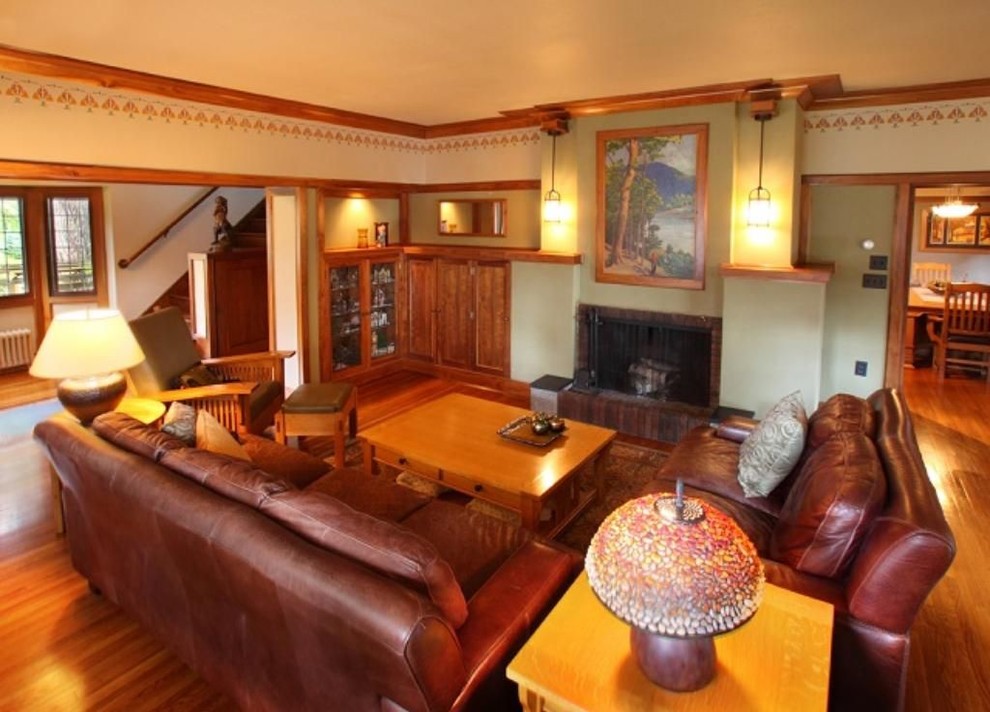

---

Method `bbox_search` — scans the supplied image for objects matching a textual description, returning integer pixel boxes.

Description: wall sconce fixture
[932,185,977,219]
[747,100,777,228]
[542,115,569,223]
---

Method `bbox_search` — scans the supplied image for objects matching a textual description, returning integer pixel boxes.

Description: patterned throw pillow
[176,364,222,388]
[737,391,808,498]
[161,402,197,445]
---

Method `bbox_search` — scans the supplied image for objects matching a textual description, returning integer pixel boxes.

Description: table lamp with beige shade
[586,482,765,692]
[29,308,146,424]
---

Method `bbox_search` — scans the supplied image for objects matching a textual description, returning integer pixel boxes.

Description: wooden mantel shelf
[324,244,582,264]
[719,262,835,284]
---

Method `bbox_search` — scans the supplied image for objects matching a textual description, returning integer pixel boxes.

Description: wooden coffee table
[360,393,616,537]
[507,572,833,711]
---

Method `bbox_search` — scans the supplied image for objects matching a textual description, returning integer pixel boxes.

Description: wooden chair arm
[202,350,294,367]
[150,382,259,402]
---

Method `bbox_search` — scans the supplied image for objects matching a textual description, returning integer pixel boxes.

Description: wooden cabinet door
[473,261,510,376]
[436,258,473,370]
[210,250,269,356]
[405,257,437,361]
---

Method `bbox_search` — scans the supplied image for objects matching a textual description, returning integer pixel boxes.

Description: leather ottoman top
[282,383,353,413]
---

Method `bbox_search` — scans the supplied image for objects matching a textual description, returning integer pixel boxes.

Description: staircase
[143,199,267,320]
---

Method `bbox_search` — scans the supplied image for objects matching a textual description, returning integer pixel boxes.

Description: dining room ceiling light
[932,187,978,219]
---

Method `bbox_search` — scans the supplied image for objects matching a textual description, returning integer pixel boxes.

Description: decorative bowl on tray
[497,413,567,447]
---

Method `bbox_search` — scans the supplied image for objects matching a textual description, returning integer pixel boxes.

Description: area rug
[301,435,667,553]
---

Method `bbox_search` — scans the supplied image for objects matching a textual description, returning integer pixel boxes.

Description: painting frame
[596,123,708,289]
[920,203,990,252]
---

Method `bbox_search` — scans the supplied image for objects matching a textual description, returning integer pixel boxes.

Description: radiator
[0,329,34,370]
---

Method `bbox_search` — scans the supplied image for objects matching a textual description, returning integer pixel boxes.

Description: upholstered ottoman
[274,383,357,468]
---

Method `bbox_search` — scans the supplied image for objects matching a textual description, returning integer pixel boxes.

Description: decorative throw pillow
[176,364,222,389]
[737,391,808,498]
[195,410,250,461]
[161,401,197,445]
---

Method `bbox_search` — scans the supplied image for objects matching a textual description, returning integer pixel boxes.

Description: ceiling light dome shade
[932,201,978,219]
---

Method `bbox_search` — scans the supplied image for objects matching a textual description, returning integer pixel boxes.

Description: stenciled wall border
[805,98,989,133]
[0,72,540,155]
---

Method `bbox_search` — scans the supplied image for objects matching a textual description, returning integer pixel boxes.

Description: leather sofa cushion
[241,433,330,488]
[650,426,786,517]
[807,393,877,449]
[159,447,294,507]
[771,432,887,578]
[399,500,532,600]
[260,489,468,628]
[305,467,431,522]
[92,411,188,461]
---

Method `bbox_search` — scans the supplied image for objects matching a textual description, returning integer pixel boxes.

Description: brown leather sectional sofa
[35,412,581,712]
[641,388,955,712]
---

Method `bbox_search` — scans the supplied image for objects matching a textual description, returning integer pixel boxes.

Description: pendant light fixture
[747,101,776,228]
[932,186,978,219]
[542,115,569,223]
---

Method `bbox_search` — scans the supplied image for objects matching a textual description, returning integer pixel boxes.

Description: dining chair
[911,262,952,288]
[926,282,990,380]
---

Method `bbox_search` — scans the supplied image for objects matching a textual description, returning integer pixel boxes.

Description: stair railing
[117,186,219,269]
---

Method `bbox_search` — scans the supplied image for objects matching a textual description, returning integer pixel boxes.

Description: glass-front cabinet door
[328,264,362,372]
[369,260,397,360]
[320,250,402,381]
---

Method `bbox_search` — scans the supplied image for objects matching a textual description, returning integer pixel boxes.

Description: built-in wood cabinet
[408,256,510,378]
[188,249,269,357]
[319,249,402,380]
[405,256,437,362]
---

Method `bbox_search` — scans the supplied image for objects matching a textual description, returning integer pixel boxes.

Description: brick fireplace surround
[558,304,722,443]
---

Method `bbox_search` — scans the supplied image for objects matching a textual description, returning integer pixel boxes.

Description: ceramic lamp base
[57,372,127,425]
[631,628,716,692]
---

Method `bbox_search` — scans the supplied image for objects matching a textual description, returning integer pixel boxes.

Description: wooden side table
[50,397,166,535]
[507,571,833,711]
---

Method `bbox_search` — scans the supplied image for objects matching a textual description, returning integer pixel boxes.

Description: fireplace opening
[573,304,720,410]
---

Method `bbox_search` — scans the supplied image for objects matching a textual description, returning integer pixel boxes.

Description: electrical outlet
[855,360,868,377]
[869,255,888,271]
[862,273,887,289]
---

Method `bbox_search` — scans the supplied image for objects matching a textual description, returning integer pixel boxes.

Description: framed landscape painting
[596,124,708,289]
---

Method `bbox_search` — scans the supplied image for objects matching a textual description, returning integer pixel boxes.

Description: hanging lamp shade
[932,186,977,219]
[544,131,562,223]
[747,112,772,228]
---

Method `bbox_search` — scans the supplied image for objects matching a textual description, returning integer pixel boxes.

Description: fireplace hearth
[560,304,722,443]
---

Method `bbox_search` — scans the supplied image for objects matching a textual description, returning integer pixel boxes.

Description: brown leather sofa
[641,388,955,712]
[35,412,581,712]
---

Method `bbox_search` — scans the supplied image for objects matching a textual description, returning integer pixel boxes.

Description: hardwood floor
[0,368,987,711]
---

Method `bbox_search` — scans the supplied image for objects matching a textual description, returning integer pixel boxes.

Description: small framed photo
[374,222,389,248]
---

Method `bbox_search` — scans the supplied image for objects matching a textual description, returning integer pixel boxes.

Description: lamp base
[630,628,716,692]
[57,372,127,425]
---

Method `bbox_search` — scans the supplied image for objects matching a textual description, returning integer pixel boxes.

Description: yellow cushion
[196,410,249,461]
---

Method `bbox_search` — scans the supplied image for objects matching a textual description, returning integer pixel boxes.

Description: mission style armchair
[127,307,292,435]
[926,282,990,381]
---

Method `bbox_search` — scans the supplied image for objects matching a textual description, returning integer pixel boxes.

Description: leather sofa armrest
[452,540,581,711]
[716,415,759,443]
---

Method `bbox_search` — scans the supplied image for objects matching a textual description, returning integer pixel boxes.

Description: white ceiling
[3,0,990,126]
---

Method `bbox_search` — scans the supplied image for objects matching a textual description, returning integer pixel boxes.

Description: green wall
[809,184,896,397]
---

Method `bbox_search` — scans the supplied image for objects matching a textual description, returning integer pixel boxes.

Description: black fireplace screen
[581,307,713,408]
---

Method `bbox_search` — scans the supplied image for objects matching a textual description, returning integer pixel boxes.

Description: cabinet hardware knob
[473,484,483,492]
[398,457,408,465]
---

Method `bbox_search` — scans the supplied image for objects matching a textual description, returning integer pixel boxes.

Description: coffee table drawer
[373,446,440,480]
[438,470,519,510]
